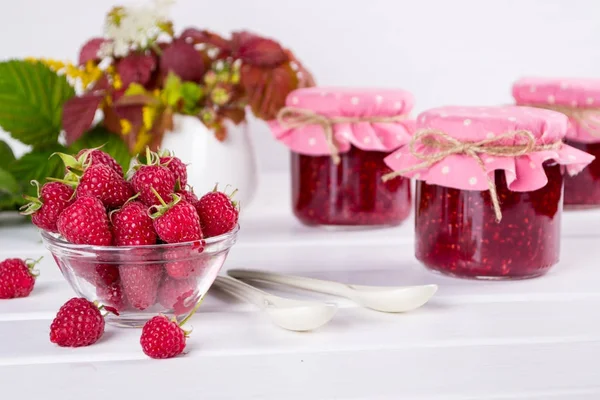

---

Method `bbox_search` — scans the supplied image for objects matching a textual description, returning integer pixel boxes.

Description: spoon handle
[213,276,270,308]
[227,269,353,298]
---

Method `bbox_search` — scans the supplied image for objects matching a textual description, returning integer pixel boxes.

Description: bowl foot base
[105,312,183,328]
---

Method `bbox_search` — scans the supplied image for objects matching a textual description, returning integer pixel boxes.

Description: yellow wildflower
[142,106,157,130]
[133,127,154,155]
[120,119,132,135]
[113,74,123,90]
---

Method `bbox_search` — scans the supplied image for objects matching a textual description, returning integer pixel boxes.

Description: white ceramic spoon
[227,269,438,313]
[212,276,337,332]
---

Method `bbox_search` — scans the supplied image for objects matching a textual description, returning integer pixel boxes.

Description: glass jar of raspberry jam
[270,87,415,227]
[513,78,600,208]
[385,106,594,279]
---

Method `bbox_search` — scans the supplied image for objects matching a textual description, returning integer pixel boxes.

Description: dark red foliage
[79,38,107,65]
[230,31,288,67]
[159,39,206,83]
[291,146,411,226]
[62,94,104,144]
[116,53,157,87]
[415,163,563,279]
[180,28,232,56]
[241,62,298,121]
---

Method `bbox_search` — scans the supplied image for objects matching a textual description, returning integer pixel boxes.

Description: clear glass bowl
[41,226,238,327]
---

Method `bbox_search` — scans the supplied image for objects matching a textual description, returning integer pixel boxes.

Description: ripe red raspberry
[130,149,176,206]
[111,201,157,246]
[196,187,239,237]
[159,151,187,189]
[120,264,163,310]
[140,315,188,359]
[176,188,199,207]
[76,164,133,209]
[54,148,124,177]
[0,258,39,299]
[49,298,105,347]
[76,148,124,176]
[57,196,113,245]
[150,191,203,244]
[20,181,74,233]
[97,281,128,312]
[163,247,206,280]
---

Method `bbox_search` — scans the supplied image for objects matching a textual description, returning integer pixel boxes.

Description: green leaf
[0,166,18,195]
[0,60,75,146]
[181,82,204,114]
[0,140,16,169]
[6,144,68,197]
[124,83,148,96]
[68,126,132,172]
[163,72,182,107]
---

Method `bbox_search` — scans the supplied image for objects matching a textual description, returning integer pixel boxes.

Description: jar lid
[268,87,415,160]
[384,105,594,193]
[513,77,600,143]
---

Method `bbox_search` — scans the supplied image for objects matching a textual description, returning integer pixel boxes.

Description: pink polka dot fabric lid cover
[268,87,415,155]
[384,106,595,192]
[513,77,600,143]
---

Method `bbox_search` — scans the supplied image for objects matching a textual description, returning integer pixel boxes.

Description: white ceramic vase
[159,115,258,209]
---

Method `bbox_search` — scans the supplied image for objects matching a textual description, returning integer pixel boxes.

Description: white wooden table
[1,172,599,400]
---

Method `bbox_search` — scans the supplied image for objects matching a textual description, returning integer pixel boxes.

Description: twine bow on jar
[524,104,600,137]
[276,107,408,165]
[382,129,563,222]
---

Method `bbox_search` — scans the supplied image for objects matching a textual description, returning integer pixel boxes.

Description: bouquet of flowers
[0,0,313,210]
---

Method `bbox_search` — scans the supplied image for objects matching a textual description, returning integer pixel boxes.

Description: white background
[1,0,600,171]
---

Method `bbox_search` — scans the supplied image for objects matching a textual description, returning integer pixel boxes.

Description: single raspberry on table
[159,150,187,189]
[111,201,157,246]
[49,297,113,347]
[57,196,113,245]
[0,258,40,299]
[149,190,203,244]
[130,148,176,206]
[140,295,204,359]
[20,181,74,233]
[196,186,239,237]
[120,264,163,310]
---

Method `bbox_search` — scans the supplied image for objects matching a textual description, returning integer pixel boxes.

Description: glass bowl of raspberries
[24,147,240,327]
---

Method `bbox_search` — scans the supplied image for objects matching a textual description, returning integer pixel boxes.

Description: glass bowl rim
[40,224,239,252]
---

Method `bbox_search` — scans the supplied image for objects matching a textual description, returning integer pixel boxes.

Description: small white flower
[99,0,175,59]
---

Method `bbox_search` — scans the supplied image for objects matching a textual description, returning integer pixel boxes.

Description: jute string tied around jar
[524,103,600,137]
[276,107,408,165]
[381,128,563,222]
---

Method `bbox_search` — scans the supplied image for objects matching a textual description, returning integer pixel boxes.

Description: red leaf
[113,104,143,129]
[89,74,110,92]
[159,40,206,83]
[79,38,107,65]
[102,104,123,135]
[180,28,232,55]
[115,94,160,107]
[241,63,297,120]
[117,53,157,87]
[62,94,104,144]
[231,31,288,67]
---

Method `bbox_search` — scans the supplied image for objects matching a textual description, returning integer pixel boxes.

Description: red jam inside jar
[415,162,563,279]
[564,140,600,208]
[291,145,411,226]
